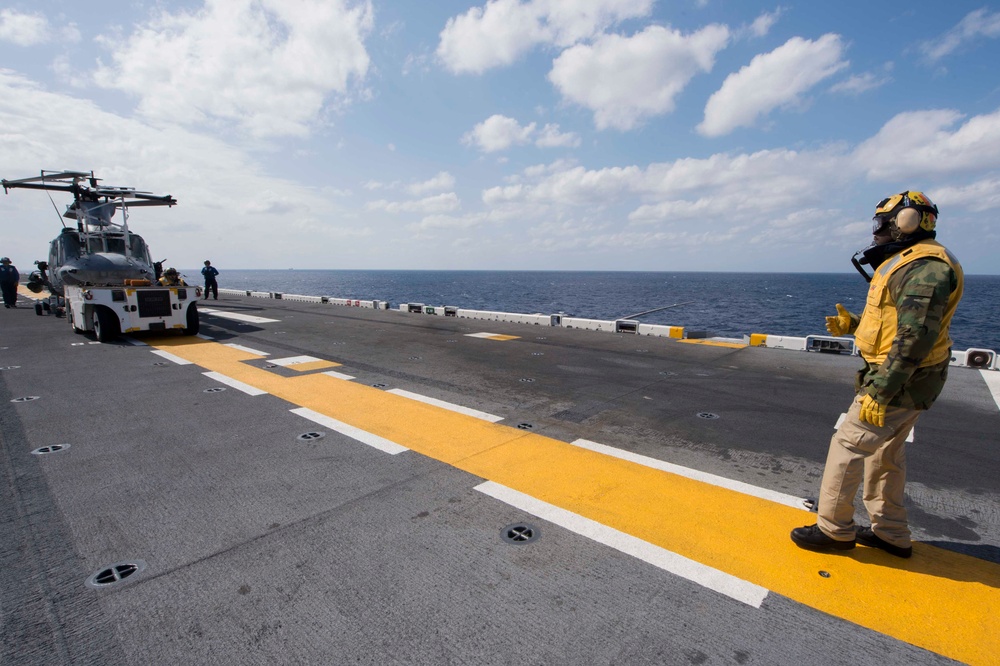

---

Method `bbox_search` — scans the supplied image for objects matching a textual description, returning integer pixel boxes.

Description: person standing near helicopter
[0,257,19,308]
[201,260,219,300]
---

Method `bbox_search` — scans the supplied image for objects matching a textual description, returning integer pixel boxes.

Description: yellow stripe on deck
[677,339,748,349]
[149,336,1000,665]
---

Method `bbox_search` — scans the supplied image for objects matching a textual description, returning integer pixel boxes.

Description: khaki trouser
[817,395,922,547]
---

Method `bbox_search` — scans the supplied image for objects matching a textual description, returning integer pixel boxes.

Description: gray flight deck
[2,290,998,665]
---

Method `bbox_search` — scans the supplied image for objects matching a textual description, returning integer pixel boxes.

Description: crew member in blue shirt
[201,260,220,300]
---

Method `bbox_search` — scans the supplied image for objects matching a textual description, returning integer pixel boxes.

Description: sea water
[186,269,1000,353]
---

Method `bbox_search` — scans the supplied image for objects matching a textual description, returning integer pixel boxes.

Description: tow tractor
[2,170,200,342]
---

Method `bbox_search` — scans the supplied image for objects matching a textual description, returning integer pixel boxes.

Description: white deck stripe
[270,355,322,366]
[290,407,408,455]
[475,481,768,608]
[981,369,1000,412]
[321,370,356,381]
[150,349,193,365]
[386,389,504,422]
[199,308,279,324]
[571,438,805,509]
[196,333,215,340]
[203,371,267,396]
[122,337,147,346]
[224,343,270,356]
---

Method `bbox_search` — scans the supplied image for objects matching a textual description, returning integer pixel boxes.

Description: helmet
[165,267,178,276]
[0,257,9,263]
[873,190,938,236]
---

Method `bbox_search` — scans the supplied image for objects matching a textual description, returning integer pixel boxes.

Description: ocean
[187,269,1000,353]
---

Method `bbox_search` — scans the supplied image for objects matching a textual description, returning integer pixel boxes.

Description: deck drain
[519,378,535,383]
[531,352,544,356]
[803,497,818,512]
[86,560,147,588]
[696,412,720,419]
[635,349,648,353]
[204,387,226,393]
[152,362,169,366]
[265,364,278,368]
[409,356,422,360]
[373,383,388,388]
[11,396,40,403]
[516,423,533,430]
[659,371,678,376]
[297,431,326,441]
[32,444,70,455]
[818,570,831,578]
[501,523,540,545]
[536,337,547,340]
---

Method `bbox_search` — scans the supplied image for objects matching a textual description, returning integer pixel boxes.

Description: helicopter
[2,170,200,340]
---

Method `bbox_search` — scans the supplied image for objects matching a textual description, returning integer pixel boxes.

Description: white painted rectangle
[203,371,267,396]
[199,308,279,324]
[571,439,805,509]
[289,407,408,455]
[224,343,270,356]
[475,481,768,608]
[321,370,356,381]
[270,355,322,367]
[386,389,504,422]
[151,349,193,365]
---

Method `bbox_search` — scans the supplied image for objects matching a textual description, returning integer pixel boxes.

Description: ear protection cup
[895,207,920,233]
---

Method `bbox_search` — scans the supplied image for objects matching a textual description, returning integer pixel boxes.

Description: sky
[2,0,1000,274]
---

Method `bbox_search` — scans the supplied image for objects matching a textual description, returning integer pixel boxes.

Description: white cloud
[463,115,536,152]
[745,8,782,38]
[437,0,654,74]
[698,33,847,137]
[829,71,890,95]
[366,192,461,214]
[0,9,50,46]
[535,124,581,148]
[92,0,374,138]
[932,177,1000,213]
[408,172,457,196]
[549,23,730,131]
[854,107,1000,180]
[0,69,346,267]
[921,8,1000,62]
[463,115,581,152]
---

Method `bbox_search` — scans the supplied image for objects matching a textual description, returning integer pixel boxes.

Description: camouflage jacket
[847,258,960,410]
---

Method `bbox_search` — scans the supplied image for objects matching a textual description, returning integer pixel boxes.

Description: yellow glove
[825,303,853,337]
[859,394,886,427]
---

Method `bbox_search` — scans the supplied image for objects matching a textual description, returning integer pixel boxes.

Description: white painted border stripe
[224,343,268,356]
[196,333,215,340]
[151,349,193,365]
[475,481,768,608]
[290,407,408,455]
[981,369,1000,412]
[321,370,356,381]
[386,389,503,422]
[199,308,280,324]
[271,355,321,366]
[571,438,805,509]
[203,371,267,396]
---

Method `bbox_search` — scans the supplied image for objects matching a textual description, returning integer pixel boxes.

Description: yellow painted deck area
[150,336,1000,665]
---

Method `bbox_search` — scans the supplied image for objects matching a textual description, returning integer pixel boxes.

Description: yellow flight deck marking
[465,332,521,341]
[677,339,748,349]
[148,336,1000,666]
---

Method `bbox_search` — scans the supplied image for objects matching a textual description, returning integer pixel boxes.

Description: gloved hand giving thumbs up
[825,303,855,337]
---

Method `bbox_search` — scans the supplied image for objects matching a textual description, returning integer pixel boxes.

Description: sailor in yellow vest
[791,191,963,559]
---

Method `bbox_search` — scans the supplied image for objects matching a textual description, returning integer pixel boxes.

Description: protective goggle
[872,213,894,234]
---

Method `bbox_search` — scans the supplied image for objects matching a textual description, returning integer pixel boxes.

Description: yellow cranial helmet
[873,190,938,234]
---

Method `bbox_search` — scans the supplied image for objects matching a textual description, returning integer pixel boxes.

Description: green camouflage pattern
[853,257,960,410]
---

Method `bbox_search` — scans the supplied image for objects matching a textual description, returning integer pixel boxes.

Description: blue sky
[2,1,999,273]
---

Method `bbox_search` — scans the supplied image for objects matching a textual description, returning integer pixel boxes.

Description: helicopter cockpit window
[105,237,127,255]
[128,236,151,263]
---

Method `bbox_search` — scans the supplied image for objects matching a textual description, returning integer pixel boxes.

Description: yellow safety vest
[854,240,963,366]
